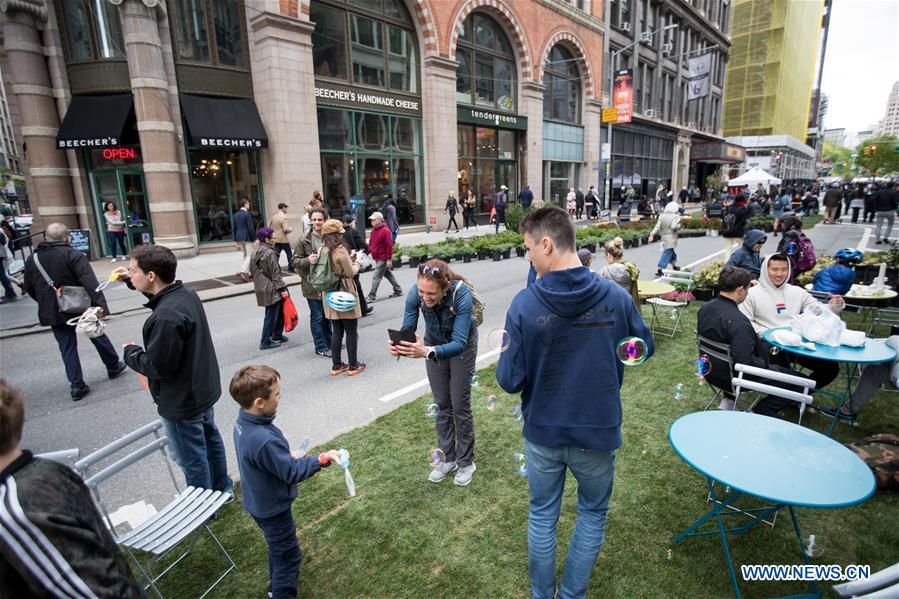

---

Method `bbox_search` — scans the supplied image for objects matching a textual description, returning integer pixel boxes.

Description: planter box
[409,257,420,268]
[492,250,502,261]
[515,247,526,257]
[694,288,715,302]
[502,249,511,259]
[454,253,464,261]
[391,258,402,269]
[463,254,472,263]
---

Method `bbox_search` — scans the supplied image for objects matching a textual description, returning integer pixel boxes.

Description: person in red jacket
[366,212,403,303]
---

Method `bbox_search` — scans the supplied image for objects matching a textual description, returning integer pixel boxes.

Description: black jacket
[123,282,221,420]
[343,226,368,253]
[696,295,769,391]
[23,241,109,326]
[874,188,898,212]
[232,209,255,241]
[575,190,584,207]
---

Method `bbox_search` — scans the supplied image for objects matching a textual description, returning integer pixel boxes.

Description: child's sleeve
[255,442,323,486]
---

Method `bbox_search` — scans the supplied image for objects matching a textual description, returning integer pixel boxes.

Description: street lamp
[604,24,678,210]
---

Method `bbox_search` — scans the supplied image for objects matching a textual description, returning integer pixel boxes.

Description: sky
[820,0,899,139]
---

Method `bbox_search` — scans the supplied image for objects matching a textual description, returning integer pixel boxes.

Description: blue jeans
[306,298,332,353]
[107,230,127,258]
[162,407,232,493]
[252,509,301,599]
[274,243,293,265]
[657,248,677,269]
[0,258,16,298]
[51,325,120,390]
[526,440,616,599]
[261,299,285,345]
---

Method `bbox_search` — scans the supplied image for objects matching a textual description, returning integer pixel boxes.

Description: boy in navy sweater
[230,365,341,599]
[497,207,653,599]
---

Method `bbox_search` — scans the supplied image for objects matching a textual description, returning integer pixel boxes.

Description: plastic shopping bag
[282,297,299,332]
[790,303,845,347]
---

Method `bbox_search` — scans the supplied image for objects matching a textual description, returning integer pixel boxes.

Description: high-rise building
[880,81,899,137]
[722,0,824,142]
[823,128,847,147]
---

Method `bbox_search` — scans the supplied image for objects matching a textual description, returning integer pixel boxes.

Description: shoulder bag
[33,253,91,314]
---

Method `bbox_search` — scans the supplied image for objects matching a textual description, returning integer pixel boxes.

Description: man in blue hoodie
[230,365,341,599]
[724,229,767,278]
[497,206,653,599]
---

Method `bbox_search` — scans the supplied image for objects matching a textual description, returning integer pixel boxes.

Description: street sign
[601,108,618,123]
[69,229,91,257]
[601,143,611,162]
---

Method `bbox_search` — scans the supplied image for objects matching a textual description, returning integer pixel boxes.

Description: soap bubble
[487,328,511,352]
[429,448,446,467]
[695,355,711,377]
[512,403,523,422]
[297,437,310,458]
[673,383,685,400]
[514,452,527,477]
[486,395,496,411]
[785,241,799,256]
[664,548,673,561]
[424,402,439,420]
[770,345,781,355]
[641,443,649,455]
[616,337,649,366]
[469,375,480,387]
[670,309,678,320]
[804,534,826,558]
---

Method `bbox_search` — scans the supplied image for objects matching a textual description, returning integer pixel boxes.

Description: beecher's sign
[58,138,118,149]
[200,138,264,148]
[315,81,422,116]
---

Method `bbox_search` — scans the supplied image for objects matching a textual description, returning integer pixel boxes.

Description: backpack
[845,434,899,491]
[723,213,737,235]
[451,280,485,327]
[778,231,816,275]
[307,248,340,291]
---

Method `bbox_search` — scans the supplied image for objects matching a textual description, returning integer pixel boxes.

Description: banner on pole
[601,107,618,123]
[612,69,633,124]
[686,54,712,100]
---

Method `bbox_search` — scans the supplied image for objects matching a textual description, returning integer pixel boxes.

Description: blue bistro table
[669,411,875,599]
[762,327,895,435]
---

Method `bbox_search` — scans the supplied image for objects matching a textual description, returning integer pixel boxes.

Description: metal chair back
[868,308,899,337]
[731,363,815,424]
[696,332,735,408]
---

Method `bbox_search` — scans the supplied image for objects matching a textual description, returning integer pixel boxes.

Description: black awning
[180,94,268,149]
[56,93,134,149]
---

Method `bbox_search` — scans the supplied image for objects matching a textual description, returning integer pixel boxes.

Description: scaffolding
[722,0,824,141]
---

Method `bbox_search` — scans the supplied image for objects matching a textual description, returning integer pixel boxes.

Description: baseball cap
[277,202,288,209]
[369,211,384,220]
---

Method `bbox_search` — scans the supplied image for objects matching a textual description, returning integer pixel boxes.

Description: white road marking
[858,227,871,252]
[377,347,504,403]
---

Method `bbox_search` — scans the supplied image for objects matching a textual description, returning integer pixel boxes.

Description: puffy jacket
[250,243,286,307]
[23,241,110,326]
[725,229,767,277]
[812,264,856,295]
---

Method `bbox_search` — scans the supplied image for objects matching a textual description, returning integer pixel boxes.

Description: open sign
[101,148,137,160]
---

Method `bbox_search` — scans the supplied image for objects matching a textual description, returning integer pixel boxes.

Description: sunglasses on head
[418,265,442,277]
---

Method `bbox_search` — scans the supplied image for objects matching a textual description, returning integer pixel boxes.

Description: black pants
[464,208,477,229]
[864,206,875,222]
[331,318,359,368]
[494,206,505,232]
[851,207,861,223]
[51,324,120,391]
[446,212,459,231]
[353,275,368,314]
[575,205,583,219]
[770,351,840,390]
[274,243,293,265]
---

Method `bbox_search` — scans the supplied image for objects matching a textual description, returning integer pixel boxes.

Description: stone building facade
[1,0,605,257]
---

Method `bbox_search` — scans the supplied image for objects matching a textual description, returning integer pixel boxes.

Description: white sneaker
[718,398,735,411]
[453,463,477,486]
[110,257,117,263]
[428,461,458,483]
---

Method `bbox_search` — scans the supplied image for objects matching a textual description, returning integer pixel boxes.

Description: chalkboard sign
[69,229,91,256]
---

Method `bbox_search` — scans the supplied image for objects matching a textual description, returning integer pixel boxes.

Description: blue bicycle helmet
[325,291,358,312]
[833,248,863,265]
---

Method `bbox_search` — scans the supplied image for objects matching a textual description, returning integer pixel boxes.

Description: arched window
[455,13,516,111]
[311,0,418,93]
[543,45,581,124]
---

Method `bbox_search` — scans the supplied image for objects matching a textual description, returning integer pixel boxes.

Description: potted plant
[693,260,724,301]
[391,244,404,269]
[501,243,512,260]
[407,245,428,268]
[460,245,476,263]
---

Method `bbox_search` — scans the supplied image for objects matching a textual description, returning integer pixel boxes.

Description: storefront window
[459,124,517,214]
[456,13,517,112]
[318,107,424,224]
[171,0,246,67]
[543,45,581,124]
[311,0,417,93]
[60,0,125,61]
[190,148,263,243]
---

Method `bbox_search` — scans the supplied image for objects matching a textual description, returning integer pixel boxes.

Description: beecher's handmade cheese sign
[315,81,422,116]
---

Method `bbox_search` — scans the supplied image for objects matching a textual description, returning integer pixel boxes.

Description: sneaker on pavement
[0,296,16,304]
[107,361,128,379]
[428,461,458,483]
[110,257,118,263]
[347,363,366,376]
[366,296,376,303]
[331,363,349,376]
[71,385,91,401]
[453,463,477,486]
[316,349,332,358]
[271,335,289,343]
[390,289,404,298]
[260,340,281,350]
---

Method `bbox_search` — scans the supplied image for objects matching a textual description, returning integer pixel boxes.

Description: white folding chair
[648,269,695,337]
[867,307,899,337]
[731,363,816,424]
[696,333,735,410]
[833,562,899,598]
[74,421,236,599]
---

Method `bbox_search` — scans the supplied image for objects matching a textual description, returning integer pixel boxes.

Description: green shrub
[504,204,528,234]
[747,214,774,232]
[392,243,404,259]
[694,260,725,289]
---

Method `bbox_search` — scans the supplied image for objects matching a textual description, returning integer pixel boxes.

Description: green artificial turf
[153,304,898,598]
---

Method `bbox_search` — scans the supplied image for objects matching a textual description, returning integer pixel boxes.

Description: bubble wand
[338,448,356,497]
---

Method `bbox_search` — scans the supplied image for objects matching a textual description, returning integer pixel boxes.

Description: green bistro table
[669,411,875,599]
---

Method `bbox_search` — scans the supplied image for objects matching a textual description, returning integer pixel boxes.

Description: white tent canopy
[727,167,782,187]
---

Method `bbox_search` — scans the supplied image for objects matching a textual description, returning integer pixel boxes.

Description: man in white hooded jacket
[739,253,844,390]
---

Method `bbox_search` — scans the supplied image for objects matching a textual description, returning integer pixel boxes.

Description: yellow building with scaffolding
[722,0,824,142]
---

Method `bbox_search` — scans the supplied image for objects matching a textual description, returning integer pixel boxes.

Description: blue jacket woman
[391,260,478,486]
[812,265,856,295]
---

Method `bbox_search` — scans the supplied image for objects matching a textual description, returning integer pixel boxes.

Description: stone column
[247,8,322,220]
[583,98,603,191]
[520,81,544,198]
[0,3,79,231]
[118,0,195,255]
[420,56,458,226]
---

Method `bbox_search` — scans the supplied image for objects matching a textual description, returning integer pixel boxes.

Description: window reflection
[455,12,517,112]
[191,149,262,243]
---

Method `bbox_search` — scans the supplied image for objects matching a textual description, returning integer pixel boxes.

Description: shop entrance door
[496,161,517,204]
[92,170,153,255]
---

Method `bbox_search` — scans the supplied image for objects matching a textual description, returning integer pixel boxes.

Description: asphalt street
[0,219,869,521]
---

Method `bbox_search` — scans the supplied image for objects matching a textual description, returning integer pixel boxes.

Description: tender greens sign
[315,82,421,116]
